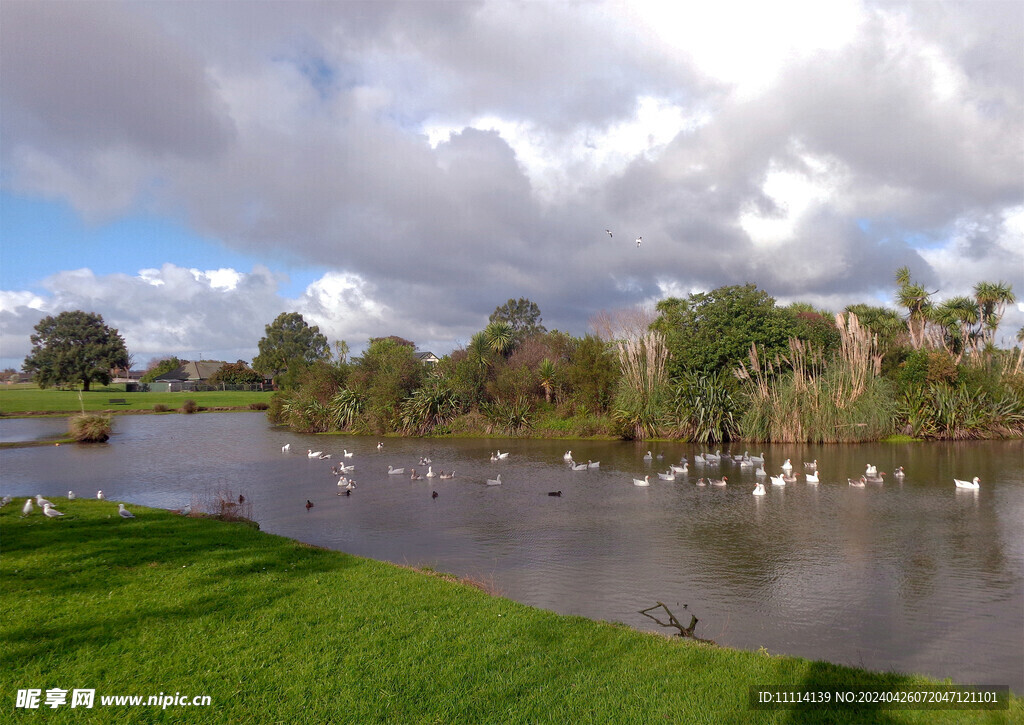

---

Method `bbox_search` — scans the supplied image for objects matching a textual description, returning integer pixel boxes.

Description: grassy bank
[1,502,1017,723]
[0,385,272,416]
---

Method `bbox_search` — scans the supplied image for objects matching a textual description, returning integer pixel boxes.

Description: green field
[1,501,1017,723]
[0,384,273,415]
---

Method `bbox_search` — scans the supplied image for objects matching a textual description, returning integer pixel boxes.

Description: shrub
[248,402,269,410]
[180,399,198,414]
[69,414,111,442]
[153,404,169,413]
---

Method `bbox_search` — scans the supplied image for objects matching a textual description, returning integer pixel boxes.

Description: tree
[252,312,330,389]
[895,266,934,350]
[651,284,795,378]
[141,356,185,383]
[349,336,423,431]
[207,360,263,387]
[974,281,1015,348]
[484,321,515,357]
[23,310,130,391]
[489,298,546,347]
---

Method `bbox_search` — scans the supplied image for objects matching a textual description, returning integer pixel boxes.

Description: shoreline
[2,501,1017,720]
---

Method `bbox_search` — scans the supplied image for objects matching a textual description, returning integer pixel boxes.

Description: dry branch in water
[639,601,716,644]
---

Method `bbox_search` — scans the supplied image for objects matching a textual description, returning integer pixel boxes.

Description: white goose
[338,463,355,474]
[281,444,291,453]
[632,475,650,487]
[426,466,436,478]
[848,476,866,487]
[755,466,767,477]
[954,477,980,490]
[496,451,509,460]
[587,460,600,469]
[343,449,354,458]
[643,451,653,461]
[570,461,588,471]
[781,459,793,472]
[805,471,819,483]
[669,463,688,474]
[710,476,728,486]
[752,482,766,496]
[439,471,455,479]
[486,474,502,486]
[307,449,322,458]
[387,466,405,475]
[563,450,573,461]
[770,475,786,486]
[657,470,676,481]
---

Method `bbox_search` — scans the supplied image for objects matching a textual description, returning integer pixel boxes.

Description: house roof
[157,360,228,381]
[414,351,439,361]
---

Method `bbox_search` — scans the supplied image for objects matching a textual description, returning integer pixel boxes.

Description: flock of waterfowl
[3,491,136,519]
[283,442,983,510]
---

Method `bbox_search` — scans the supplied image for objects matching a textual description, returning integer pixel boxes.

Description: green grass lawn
[1,501,1017,723]
[0,385,272,415]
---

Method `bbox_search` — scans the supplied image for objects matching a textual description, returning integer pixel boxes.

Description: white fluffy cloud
[1,0,1022,363]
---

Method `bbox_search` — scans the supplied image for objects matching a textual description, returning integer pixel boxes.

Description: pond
[2,412,1021,693]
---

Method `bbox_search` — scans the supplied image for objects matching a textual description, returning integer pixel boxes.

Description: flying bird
[636,236,642,247]
[118,503,135,518]
[606,229,613,238]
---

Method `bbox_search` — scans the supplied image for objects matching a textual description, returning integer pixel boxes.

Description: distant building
[152,360,229,391]
[413,351,440,367]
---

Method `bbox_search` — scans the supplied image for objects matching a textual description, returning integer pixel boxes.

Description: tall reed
[612,331,669,439]
[736,313,894,442]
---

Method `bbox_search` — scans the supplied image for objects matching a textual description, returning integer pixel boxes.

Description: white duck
[954,477,980,489]
[632,475,650,487]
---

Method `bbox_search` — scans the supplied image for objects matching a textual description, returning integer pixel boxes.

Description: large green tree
[652,284,795,378]
[252,312,330,389]
[489,297,546,347]
[23,310,130,391]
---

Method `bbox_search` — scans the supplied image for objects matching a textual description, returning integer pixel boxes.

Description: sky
[1,0,1022,370]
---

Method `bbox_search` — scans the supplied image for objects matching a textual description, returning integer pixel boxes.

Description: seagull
[752,482,766,496]
[36,495,54,507]
[43,503,64,518]
[21,498,34,517]
[305,500,314,510]
[180,504,192,516]
[282,444,291,453]
[387,466,405,475]
[118,503,135,518]
[486,474,502,486]
[67,490,76,500]
[954,477,980,489]
[0,496,11,508]
[97,490,105,500]
[636,236,642,247]
[606,229,613,238]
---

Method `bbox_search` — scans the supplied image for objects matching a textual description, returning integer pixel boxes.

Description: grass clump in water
[68,413,111,442]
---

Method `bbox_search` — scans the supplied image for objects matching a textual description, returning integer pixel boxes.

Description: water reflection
[1,413,1021,692]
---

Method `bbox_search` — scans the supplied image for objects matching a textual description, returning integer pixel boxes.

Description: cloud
[0,0,1021,361]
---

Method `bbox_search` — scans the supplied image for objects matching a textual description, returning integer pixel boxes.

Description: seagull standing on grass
[43,503,64,518]
[21,498,34,517]
[36,495,54,507]
[0,496,12,508]
[97,490,105,500]
[68,491,76,500]
[118,503,135,518]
